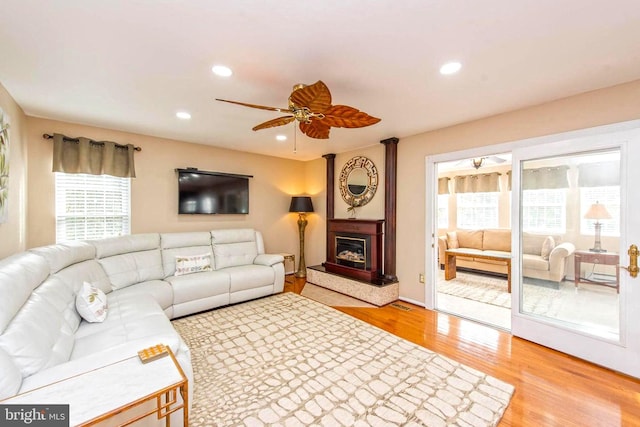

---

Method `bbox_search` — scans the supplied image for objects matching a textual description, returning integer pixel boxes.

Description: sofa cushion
[0,347,21,399]
[224,265,275,293]
[456,230,484,250]
[211,229,258,269]
[0,276,78,378]
[92,233,160,258]
[523,254,550,271]
[161,231,214,276]
[541,236,556,260]
[0,252,50,334]
[112,280,173,311]
[30,241,96,274]
[165,271,230,305]
[446,231,459,249]
[98,249,164,291]
[482,229,511,252]
[54,259,112,295]
[72,292,176,360]
[76,282,108,323]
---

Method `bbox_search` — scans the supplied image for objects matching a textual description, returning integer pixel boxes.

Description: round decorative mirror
[339,156,378,208]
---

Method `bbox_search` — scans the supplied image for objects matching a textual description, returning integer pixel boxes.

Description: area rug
[172,293,514,426]
[300,283,377,308]
[437,272,618,325]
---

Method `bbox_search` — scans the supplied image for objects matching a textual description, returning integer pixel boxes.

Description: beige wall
[25,117,312,263]
[0,83,28,259]
[397,79,640,304]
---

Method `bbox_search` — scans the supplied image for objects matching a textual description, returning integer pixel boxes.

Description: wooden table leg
[444,253,457,280]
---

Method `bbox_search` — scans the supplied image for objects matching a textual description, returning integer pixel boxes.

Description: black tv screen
[177,169,249,214]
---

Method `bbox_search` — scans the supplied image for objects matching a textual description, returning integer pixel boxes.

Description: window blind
[55,173,131,242]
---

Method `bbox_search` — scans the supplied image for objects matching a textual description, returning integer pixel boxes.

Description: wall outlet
[419,273,425,283]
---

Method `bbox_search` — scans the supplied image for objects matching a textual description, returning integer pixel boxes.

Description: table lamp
[584,201,611,253]
[289,196,314,277]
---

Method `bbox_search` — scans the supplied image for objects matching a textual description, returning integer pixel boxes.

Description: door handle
[620,244,639,278]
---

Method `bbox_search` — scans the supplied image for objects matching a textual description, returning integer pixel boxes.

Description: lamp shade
[289,196,314,213]
[584,202,611,220]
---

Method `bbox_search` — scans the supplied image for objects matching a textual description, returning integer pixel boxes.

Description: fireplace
[336,235,369,270]
[324,219,383,281]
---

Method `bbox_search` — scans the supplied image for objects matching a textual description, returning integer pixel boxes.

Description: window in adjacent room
[456,192,499,229]
[580,186,620,236]
[522,188,567,234]
[55,173,131,242]
[437,194,449,229]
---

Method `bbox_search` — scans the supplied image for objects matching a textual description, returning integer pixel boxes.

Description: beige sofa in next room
[438,229,575,284]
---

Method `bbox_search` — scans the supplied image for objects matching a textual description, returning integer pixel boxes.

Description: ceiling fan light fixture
[212,65,233,77]
[440,61,462,75]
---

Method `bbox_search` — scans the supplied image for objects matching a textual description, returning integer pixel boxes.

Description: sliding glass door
[511,122,640,377]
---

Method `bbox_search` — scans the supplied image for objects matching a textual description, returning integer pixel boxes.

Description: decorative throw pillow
[446,231,460,249]
[175,253,213,276]
[541,236,556,260]
[76,282,108,323]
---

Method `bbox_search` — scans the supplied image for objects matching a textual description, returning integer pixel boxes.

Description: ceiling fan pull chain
[293,125,297,154]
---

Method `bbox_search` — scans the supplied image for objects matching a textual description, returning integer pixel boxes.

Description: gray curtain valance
[578,161,619,187]
[438,177,450,195]
[454,172,501,193]
[52,133,136,178]
[522,166,568,190]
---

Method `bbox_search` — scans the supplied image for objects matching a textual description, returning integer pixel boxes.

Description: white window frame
[55,173,131,242]
[456,192,499,229]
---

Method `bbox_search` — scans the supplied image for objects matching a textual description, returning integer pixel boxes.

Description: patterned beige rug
[172,293,514,426]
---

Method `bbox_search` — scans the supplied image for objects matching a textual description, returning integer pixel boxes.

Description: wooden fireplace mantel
[324,219,384,282]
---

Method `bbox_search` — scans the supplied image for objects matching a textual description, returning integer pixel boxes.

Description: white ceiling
[1,1,639,161]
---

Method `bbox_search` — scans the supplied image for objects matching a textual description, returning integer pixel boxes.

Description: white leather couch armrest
[254,254,284,267]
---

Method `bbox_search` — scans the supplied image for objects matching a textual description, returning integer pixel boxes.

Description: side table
[574,250,619,293]
[279,253,295,275]
[1,347,188,426]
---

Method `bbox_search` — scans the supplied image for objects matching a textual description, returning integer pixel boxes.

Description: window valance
[522,166,568,190]
[454,172,501,193]
[438,177,450,195]
[578,161,619,187]
[51,133,137,178]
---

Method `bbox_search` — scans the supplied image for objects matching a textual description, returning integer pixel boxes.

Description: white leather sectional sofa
[0,228,284,424]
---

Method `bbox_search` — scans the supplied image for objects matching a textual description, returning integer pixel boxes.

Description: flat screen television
[177,169,250,214]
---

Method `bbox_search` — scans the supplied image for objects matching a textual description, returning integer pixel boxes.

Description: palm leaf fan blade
[215,99,290,113]
[299,120,330,139]
[289,80,332,112]
[321,105,381,128]
[252,116,296,131]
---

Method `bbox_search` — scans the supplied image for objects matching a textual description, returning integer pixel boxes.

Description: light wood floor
[285,278,640,426]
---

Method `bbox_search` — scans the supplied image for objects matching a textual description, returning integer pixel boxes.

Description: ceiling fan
[456,155,507,169]
[215,80,381,139]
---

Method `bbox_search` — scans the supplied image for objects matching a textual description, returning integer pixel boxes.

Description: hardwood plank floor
[285,278,640,426]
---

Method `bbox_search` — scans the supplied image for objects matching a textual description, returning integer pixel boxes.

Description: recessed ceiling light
[176,111,191,120]
[212,65,233,77]
[440,61,462,75]
[276,135,287,141]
